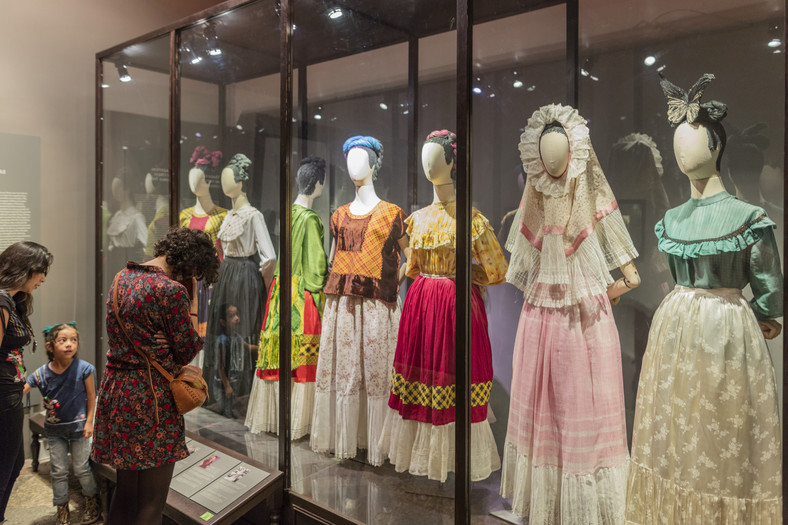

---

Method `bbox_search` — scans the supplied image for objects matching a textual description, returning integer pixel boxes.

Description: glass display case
[96,0,786,523]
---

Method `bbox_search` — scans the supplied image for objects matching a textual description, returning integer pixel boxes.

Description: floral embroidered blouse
[406,201,508,286]
[0,289,31,385]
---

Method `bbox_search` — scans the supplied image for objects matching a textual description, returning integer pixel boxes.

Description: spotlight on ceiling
[643,55,657,66]
[116,64,132,83]
[207,48,222,56]
[314,114,323,120]
[513,80,523,88]
[328,8,343,19]
[472,87,482,94]
[379,103,388,110]
[768,38,782,48]
[191,56,203,64]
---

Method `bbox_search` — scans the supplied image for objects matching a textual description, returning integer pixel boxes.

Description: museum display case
[96,0,786,523]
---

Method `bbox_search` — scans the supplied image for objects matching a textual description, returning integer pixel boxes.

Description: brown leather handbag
[111,272,208,420]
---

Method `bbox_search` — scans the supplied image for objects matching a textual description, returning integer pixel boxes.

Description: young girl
[213,303,256,418]
[23,322,100,525]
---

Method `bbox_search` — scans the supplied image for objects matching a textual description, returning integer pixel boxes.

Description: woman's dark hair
[153,227,220,285]
[0,241,53,322]
[42,322,79,362]
[296,156,327,195]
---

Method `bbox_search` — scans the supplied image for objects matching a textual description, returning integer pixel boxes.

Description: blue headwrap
[342,136,383,158]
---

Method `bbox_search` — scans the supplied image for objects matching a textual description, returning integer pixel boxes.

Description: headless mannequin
[327,147,409,281]
[539,131,641,302]
[673,122,781,339]
[189,168,218,215]
[221,167,251,211]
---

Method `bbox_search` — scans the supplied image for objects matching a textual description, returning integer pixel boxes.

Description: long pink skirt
[500,292,628,523]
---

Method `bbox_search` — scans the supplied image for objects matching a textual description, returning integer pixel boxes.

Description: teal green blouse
[655,191,783,320]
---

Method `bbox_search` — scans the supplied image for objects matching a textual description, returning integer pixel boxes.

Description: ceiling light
[328,8,343,19]
[472,87,482,94]
[116,64,132,83]
[527,85,536,92]
[379,103,388,110]
[191,56,203,64]
[314,114,322,120]
[774,49,783,54]
[489,93,496,98]
[768,38,782,48]
[236,124,243,130]
[643,55,656,66]
[101,83,110,89]
[207,48,222,56]
[513,80,523,88]
[580,68,589,77]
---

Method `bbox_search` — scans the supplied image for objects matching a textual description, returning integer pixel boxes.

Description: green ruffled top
[655,191,783,320]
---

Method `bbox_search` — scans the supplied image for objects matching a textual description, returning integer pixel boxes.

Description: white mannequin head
[346,147,375,184]
[111,177,126,203]
[189,167,210,197]
[540,125,570,178]
[422,141,454,185]
[144,173,155,195]
[221,167,243,199]
[673,122,720,180]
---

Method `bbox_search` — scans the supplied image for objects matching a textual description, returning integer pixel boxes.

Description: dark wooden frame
[93,1,788,524]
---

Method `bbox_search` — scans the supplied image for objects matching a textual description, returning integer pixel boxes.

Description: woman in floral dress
[91,228,219,524]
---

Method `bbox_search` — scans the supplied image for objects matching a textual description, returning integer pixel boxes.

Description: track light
[116,64,131,83]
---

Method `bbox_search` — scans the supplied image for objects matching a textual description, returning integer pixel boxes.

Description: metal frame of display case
[94,1,788,523]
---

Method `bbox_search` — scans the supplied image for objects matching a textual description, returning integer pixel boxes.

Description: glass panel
[177,0,281,463]
[287,2,457,522]
[468,4,568,522]
[100,35,171,369]
[580,1,785,521]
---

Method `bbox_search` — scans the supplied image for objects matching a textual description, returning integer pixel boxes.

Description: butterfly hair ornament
[659,72,728,127]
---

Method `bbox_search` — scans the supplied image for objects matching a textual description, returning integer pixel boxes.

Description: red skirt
[387,275,493,426]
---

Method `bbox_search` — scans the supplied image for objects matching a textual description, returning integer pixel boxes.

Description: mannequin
[627,73,783,523]
[206,153,276,418]
[180,147,226,345]
[501,105,639,522]
[143,170,170,257]
[380,130,507,482]
[311,136,408,465]
[107,176,147,250]
[247,157,328,438]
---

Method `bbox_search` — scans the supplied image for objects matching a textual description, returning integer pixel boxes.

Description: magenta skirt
[387,275,493,426]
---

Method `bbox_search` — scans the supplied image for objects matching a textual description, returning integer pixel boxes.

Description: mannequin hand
[758,319,782,340]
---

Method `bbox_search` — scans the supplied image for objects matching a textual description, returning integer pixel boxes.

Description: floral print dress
[91,263,203,470]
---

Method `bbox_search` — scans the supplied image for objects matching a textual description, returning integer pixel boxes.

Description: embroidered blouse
[0,289,31,385]
[324,201,407,303]
[406,201,508,285]
[217,204,276,275]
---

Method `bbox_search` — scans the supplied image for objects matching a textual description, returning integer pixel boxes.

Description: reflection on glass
[247,156,329,438]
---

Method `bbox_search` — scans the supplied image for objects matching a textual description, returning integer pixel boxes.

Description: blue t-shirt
[26,358,95,435]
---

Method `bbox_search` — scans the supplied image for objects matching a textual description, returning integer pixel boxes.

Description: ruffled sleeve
[656,214,777,260]
[251,211,277,275]
[594,207,639,270]
[471,212,508,286]
[748,225,783,320]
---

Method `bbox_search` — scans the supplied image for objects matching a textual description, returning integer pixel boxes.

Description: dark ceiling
[105,0,560,84]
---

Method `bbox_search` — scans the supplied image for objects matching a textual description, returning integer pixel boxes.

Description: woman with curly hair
[91,227,219,525]
[0,241,52,523]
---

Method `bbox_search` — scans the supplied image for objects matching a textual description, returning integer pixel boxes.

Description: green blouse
[655,191,783,320]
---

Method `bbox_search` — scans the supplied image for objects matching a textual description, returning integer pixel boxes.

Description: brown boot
[80,496,101,525]
[56,504,70,525]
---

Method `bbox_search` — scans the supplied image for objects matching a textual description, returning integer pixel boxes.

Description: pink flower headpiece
[190,146,223,169]
[425,129,457,161]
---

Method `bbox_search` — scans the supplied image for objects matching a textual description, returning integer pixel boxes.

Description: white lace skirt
[309,295,400,465]
[244,378,314,439]
[627,286,782,524]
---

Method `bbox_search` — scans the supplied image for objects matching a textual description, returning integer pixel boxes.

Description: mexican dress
[379,201,508,482]
[246,204,328,438]
[310,200,407,465]
[626,191,783,523]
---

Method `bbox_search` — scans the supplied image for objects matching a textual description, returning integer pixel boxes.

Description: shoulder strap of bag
[111,272,175,383]
[111,271,168,425]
